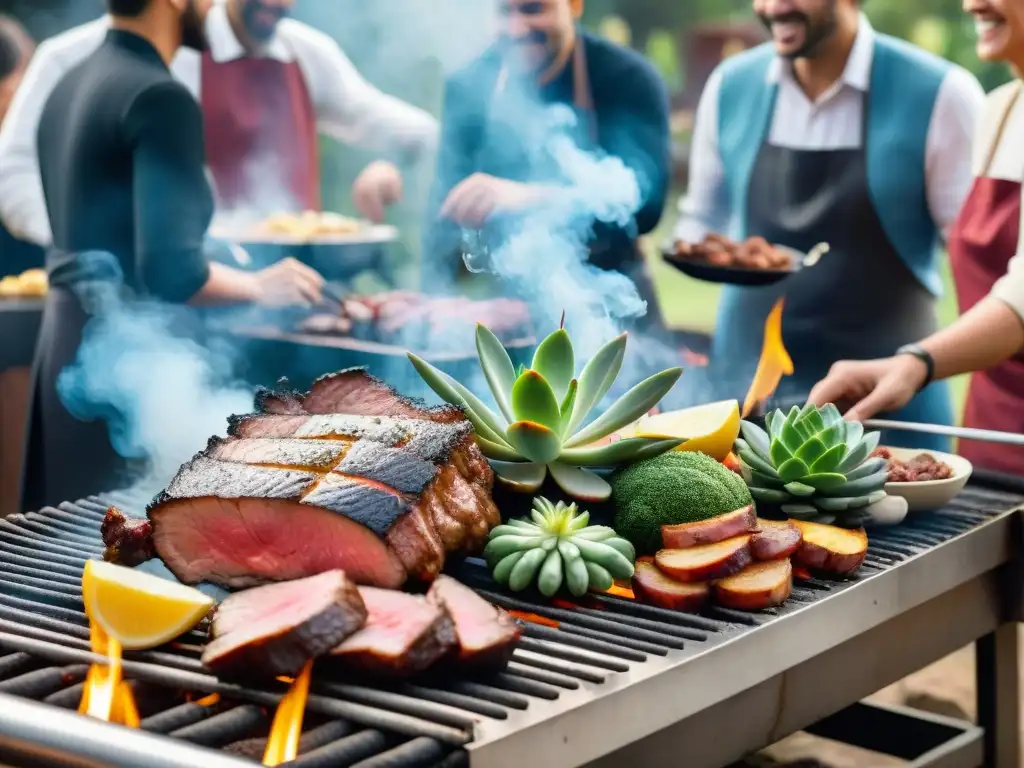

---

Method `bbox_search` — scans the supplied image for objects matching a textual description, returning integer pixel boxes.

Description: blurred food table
[0,294,44,516]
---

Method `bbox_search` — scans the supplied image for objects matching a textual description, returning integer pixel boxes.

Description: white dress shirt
[0,5,438,246]
[675,16,985,246]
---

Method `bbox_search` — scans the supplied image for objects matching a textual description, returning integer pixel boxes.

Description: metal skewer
[862,418,1024,448]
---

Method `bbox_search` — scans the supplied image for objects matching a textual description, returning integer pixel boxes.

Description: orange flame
[605,584,635,600]
[509,610,560,629]
[263,661,313,766]
[741,299,793,418]
[78,622,139,727]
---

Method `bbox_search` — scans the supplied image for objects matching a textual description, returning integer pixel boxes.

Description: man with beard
[674,0,985,450]
[423,0,671,311]
[25,0,326,509]
[0,0,436,249]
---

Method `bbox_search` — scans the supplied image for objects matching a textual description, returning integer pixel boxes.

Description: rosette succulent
[485,496,636,597]
[733,403,888,526]
[408,324,683,501]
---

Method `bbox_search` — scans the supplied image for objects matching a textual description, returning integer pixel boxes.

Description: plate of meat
[662,235,828,286]
[872,447,973,512]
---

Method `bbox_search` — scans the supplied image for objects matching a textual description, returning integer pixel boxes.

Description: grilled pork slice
[202,571,368,680]
[330,587,455,676]
[146,417,499,589]
[255,368,464,423]
[427,576,520,670]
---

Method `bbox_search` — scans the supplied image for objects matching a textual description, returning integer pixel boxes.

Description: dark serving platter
[660,242,827,287]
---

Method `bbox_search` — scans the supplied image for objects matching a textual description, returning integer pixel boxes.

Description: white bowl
[880,446,973,512]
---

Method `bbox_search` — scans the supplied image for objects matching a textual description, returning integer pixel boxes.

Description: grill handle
[0,691,255,768]
[862,419,1024,449]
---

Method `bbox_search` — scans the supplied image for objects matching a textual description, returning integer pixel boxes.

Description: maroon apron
[948,84,1024,474]
[200,52,321,211]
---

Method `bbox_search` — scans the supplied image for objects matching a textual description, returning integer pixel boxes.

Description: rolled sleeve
[288,22,438,159]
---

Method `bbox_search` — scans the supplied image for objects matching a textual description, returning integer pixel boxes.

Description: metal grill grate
[0,481,1020,768]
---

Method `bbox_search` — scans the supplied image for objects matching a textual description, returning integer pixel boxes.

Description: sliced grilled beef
[100,507,154,566]
[202,570,367,680]
[329,587,455,677]
[254,379,308,415]
[427,576,520,670]
[146,415,499,589]
[254,368,464,423]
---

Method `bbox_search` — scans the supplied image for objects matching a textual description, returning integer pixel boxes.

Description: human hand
[440,173,544,228]
[807,355,929,421]
[252,257,324,308]
[351,160,403,223]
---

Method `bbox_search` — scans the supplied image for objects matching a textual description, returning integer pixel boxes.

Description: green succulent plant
[733,403,888,526]
[485,496,636,597]
[408,324,683,501]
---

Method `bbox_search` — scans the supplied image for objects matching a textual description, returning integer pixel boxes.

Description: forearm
[187,262,259,307]
[919,296,1024,379]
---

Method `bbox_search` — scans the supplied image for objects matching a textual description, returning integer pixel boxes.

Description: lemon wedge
[82,560,214,650]
[636,400,741,462]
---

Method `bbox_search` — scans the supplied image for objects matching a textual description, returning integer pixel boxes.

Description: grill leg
[976,624,1020,768]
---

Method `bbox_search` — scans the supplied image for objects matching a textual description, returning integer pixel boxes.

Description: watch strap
[895,343,935,391]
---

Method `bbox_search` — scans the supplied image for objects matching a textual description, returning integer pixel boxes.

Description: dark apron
[19,254,144,512]
[711,90,952,451]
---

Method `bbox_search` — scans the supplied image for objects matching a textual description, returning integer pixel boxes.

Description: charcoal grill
[0,477,1021,768]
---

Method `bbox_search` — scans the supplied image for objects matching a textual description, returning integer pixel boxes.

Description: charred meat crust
[225,414,475,464]
[100,507,154,566]
[140,419,498,587]
[202,571,368,680]
[254,368,465,423]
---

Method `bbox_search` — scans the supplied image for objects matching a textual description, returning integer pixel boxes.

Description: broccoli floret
[611,452,754,555]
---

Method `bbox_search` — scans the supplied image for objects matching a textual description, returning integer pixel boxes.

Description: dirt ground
[739,636,1024,767]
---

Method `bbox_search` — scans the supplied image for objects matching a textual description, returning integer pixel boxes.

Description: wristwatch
[895,343,935,391]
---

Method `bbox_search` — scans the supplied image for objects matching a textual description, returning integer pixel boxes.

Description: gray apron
[710,89,953,451]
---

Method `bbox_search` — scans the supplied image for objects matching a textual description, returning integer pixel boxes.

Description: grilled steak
[141,411,498,589]
[255,368,464,423]
[203,570,366,680]
[427,576,520,670]
[101,507,154,567]
[329,587,455,677]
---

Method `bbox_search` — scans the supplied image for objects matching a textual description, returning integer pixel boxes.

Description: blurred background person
[23,0,325,511]
[674,0,985,450]
[810,0,1024,474]
[423,0,671,318]
[0,15,42,275]
[0,0,438,255]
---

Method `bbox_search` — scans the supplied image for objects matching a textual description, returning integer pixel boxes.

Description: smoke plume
[57,276,253,495]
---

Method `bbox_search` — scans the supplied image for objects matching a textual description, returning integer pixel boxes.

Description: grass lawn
[642,207,970,420]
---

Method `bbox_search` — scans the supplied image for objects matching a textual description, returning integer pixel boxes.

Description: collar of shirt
[765,12,875,101]
[204,2,294,64]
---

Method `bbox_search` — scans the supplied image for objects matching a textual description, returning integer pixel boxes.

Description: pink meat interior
[152,498,406,589]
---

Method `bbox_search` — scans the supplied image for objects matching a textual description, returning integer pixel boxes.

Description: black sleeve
[597,58,672,237]
[421,75,482,287]
[123,82,212,303]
